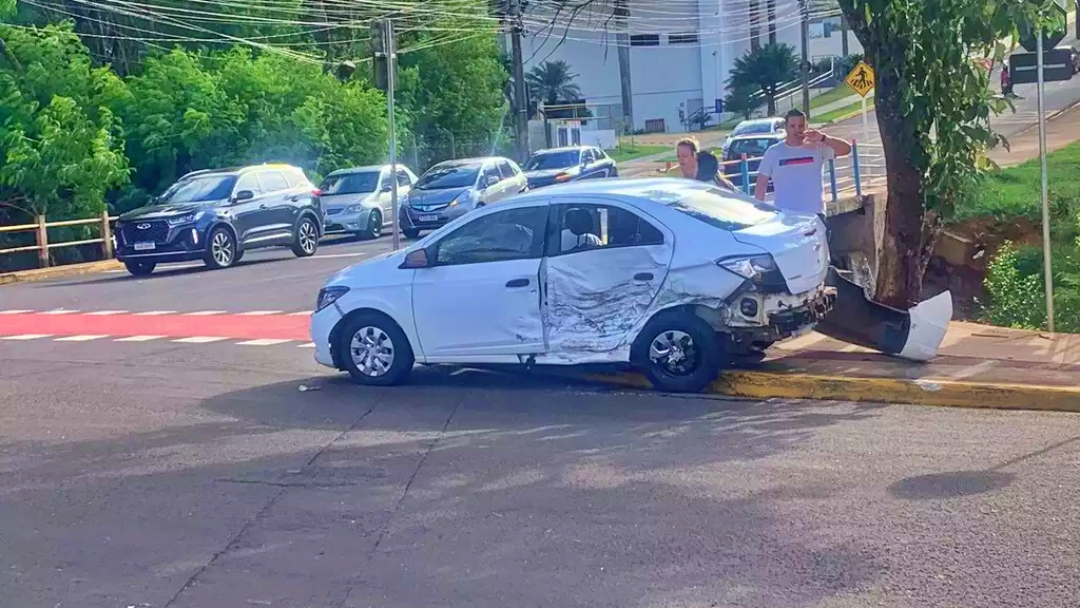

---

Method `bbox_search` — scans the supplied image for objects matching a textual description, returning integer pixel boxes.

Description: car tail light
[311,188,322,197]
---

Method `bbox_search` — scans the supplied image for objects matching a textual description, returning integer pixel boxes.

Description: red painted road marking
[0,312,310,341]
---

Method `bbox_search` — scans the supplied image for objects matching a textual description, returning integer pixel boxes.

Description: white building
[515,0,863,134]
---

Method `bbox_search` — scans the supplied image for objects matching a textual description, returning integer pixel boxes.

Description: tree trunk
[767,0,777,44]
[766,87,776,116]
[872,58,936,309]
[614,0,634,130]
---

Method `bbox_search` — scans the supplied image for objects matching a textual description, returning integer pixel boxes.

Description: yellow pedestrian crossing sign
[845,61,875,97]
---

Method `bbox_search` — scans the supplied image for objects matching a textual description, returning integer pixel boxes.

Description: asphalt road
[5,243,1080,607]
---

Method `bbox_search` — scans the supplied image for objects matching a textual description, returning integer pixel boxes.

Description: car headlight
[449,190,475,207]
[343,205,363,214]
[315,286,350,312]
[166,213,196,226]
[717,254,778,281]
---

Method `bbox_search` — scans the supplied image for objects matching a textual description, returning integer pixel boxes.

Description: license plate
[418,214,438,223]
[134,242,156,251]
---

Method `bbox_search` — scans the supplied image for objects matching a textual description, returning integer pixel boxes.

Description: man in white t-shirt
[754,109,852,216]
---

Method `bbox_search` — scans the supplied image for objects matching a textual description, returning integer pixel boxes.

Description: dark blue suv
[114,164,323,276]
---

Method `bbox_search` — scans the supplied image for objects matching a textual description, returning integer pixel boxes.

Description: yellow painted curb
[0,260,123,285]
[573,370,1080,412]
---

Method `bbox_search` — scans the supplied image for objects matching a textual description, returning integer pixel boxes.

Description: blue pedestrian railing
[713,140,883,202]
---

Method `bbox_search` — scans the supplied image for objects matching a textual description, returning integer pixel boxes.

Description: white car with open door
[309,178,835,393]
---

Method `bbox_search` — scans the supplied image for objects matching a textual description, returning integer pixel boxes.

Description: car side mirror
[399,247,433,269]
[233,190,254,203]
[485,175,500,188]
[380,183,393,193]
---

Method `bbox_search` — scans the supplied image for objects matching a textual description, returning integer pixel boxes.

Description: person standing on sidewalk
[674,137,736,189]
[754,109,851,217]
[1001,65,1013,97]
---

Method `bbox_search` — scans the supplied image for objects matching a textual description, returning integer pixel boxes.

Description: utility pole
[373,19,401,251]
[767,0,777,45]
[841,16,849,58]
[614,0,634,134]
[509,0,529,161]
[799,0,811,115]
[1036,27,1056,332]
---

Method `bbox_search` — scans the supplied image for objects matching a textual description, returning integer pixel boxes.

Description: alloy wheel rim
[299,220,317,253]
[212,232,233,266]
[349,326,395,377]
[648,330,699,376]
[371,214,382,237]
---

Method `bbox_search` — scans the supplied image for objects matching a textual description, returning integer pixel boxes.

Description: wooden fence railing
[0,212,116,269]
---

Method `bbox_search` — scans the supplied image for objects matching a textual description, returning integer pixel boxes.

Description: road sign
[715,98,724,114]
[844,60,875,97]
[1019,2,1068,53]
[1009,48,1074,84]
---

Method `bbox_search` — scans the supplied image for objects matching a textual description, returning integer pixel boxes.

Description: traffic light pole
[380,19,400,252]
[1037,30,1056,331]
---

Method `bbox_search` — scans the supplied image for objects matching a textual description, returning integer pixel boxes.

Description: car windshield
[733,121,778,136]
[524,151,580,171]
[159,175,237,204]
[669,188,777,231]
[321,172,379,195]
[415,165,480,190]
[729,138,779,159]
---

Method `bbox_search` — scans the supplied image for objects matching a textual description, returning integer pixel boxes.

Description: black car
[522,146,618,190]
[721,133,785,192]
[114,164,323,276]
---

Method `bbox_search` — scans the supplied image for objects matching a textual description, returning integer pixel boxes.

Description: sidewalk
[988,100,1080,167]
[573,322,1080,410]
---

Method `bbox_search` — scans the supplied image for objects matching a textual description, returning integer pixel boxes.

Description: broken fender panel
[815,267,952,362]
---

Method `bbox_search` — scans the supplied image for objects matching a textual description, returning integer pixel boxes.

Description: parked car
[397,157,528,239]
[721,133,785,192]
[522,146,619,189]
[115,164,322,276]
[721,117,786,156]
[310,178,833,393]
[320,165,418,240]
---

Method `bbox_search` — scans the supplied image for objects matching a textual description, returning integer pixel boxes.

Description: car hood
[524,168,574,179]
[326,248,410,289]
[119,202,213,221]
[322,193,376,209]
[407,187,468,208]
[731,212,829,295]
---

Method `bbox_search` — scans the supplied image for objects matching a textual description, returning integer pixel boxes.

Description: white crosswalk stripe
[133,311,177,316]
[114,335,166,342]
[0,310,33,315]
[55,335,109,342]
[236,338,292,346]
[41,309,78,315]
[172,336,227,343]
[288,311,313,316]
[1,334,52,340]
[85,310,128,316]
[235,311,283,316]
[297,342,316,348]
[183,311,227,316]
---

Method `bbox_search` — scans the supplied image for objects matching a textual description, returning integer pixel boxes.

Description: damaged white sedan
[309,178,835,393]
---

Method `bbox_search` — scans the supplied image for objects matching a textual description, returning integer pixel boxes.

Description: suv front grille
[122,221,169,243]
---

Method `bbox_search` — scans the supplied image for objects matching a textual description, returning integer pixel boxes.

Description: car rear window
[669,188,777,231]
[729,137,779,158]
[733,121,779,136]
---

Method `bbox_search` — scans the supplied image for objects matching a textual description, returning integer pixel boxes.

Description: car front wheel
[402,228,420,239]
[359,210,382,240]
[291,216,319,257]
[633,311,723,393]
[124,261,156,277]
[204,227,237,270]
[337,312,415,386]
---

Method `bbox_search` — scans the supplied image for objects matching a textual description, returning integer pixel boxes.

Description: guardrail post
[851,140,863,197]
[36,214,49,268]
[101,210,114,259]
[740,154,751,196]
[828,159,838,202]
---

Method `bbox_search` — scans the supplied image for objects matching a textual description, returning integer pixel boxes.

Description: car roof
[182,163,302,179]
[326,164,411,176]
[513,177,716,204]
[532,146,589,154]
[737,118,783,126]
[728,132,785,141]
[430,157,499,169]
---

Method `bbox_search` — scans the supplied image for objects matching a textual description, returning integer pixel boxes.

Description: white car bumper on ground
[310,305,343,368]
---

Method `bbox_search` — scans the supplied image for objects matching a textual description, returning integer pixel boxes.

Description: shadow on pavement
[37,256,285,288]
[889,471,1016,500]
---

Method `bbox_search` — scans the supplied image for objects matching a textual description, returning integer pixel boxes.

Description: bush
[984,235,1080,333]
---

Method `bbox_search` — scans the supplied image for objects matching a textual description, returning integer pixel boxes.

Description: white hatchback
[310,178,834,393]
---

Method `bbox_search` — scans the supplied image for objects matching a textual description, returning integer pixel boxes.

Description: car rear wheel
[337,312,414,386]
[291,217,319,257]
[633,311,723,393]
[124,261,156,277]
[204,227,237,270]
[359,210,382,240]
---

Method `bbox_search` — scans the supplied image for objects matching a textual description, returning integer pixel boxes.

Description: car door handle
[634,272,653,281]
[259,204,268,209]
[506,278,530,288]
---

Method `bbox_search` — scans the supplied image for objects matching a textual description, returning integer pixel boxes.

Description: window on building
[669,33,699,45]
[630,34,660,47]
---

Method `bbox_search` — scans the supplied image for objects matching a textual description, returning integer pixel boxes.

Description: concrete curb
[562,369,1080,412]
[0,260,123,286]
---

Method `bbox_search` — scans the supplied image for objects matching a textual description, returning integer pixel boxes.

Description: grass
[958,141,1080,229]
[810,85,859,110]
[608,144,669,162]
[814,97,875,124]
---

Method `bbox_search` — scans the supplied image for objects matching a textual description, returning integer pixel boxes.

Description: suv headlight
[717,254,778,281]
[315,286,350,312]
[166,213,196,226]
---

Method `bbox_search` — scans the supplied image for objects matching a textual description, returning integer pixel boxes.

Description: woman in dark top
[695,150,735,190]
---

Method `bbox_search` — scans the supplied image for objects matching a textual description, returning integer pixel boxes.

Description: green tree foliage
[727,43,799,116]
[836,0,1049,307]
[0,23,129,219]
[723,85,759,121]
[526,59,581,106]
